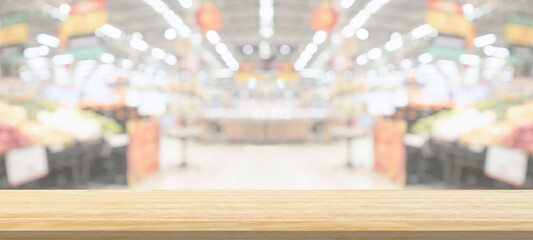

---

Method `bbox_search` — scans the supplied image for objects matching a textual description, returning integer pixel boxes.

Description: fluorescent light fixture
[462,4,474,15]
[151,0,169,14]
[120,59,133,69]
[216,43,228,55]
[418,53,433,64]
[28,57,48,68]
[164,28,177,40]
[367,48,382,60]
[36,34,60,48]
[165,54,177,65]
[400,59,412,69]
[151,48,166,60]
[279,45,291,55]
[206,30,220,45]
[356,54,369,66]
[242,45,254,55]
[130,38,148,52]
[341,0,356,8]
[52,54,74,66]
[342,25,356,38]
[100,53,115,64]
[178,0,192,8]
[100,24,123,39]
[385,38,403,51]
[24,46,49,58]
[313,30,328,45]
[483,45,495,56]
[485,57,506,69]
[259,41,271,60]
[493,47,510,58]
[410,24,432,39]
[177,25,192,38]
[259,0,274,38]
[305,43,318,55]
[59,4,71,15]
[356,28,369,40]
[459,54,481,65]
[473,33,496,48]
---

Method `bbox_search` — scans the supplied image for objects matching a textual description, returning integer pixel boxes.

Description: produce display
[0,122,32,154]
[431,108,497,142]
[502,122,533,154]
[36,108,102,142]
[410,109,455,134]
[79,110,123,135]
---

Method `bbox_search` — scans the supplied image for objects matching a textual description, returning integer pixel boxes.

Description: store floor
[129,137,410,190]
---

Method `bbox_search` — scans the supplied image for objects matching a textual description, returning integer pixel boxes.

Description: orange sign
[505,24,533,47]
[196,2,223,32]
[373,118,407,185]
[0,24,28,47]
[310,2,337,32]
[126,118,160,185]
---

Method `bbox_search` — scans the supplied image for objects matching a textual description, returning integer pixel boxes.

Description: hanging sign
[0,14,28,47]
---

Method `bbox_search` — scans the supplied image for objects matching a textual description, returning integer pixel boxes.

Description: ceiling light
[36,34,60,48]
[341,0,356,8]
[206,30,220,45]
[100,53,115,64]
[356,28,369,40]
[459,54,481,65]
[418,53,433,64]
[356,55,369,65]
[120,59,133,69]
[216,43,228,55]
[313,30,328,45]
[259,27,274,38]
[385,38,403,51]
[400,59,412,69]
[279,45,291,55]
[410,24,432,39]
[151,48,166,60]
[259,41,271,60]
[165,54,177,65]
[473,33,496,48]
[59,4,71,15]
[462,4,474,15]
[178,0,192,8]
[367,48,382,60]
[100,24,123,39]
[242,45,254,55]
[130,38,148,51]
[164,28,177,40]
[342,25,356,38]
[52,54,74,66]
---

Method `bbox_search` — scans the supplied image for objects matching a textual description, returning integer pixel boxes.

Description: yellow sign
[0,23,28,46]
[426,10,470,37]
[63,10,107,37]
[505,23,533,47]
[273,72,299,82]
[234,72,264,82]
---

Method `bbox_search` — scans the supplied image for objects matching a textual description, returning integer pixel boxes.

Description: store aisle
[133,138,402,190]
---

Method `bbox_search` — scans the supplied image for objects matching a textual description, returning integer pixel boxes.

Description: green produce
[410,109,454,134]
[78,110,123,135]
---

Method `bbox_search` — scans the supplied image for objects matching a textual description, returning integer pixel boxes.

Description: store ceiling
[1,0,532,70]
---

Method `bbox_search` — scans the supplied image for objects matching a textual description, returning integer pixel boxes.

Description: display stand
[165,127,202,169]
[331,127,368,169]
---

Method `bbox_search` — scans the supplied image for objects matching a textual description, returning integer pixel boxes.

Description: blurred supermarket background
[0,0,532,189]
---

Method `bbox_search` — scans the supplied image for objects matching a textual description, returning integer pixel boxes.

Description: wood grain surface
[1,190,533,239]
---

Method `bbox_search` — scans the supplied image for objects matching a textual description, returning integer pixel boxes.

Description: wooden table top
[1,190,533,232]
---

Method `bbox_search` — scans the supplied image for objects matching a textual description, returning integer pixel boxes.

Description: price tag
[105,133,130,148]
[5,145,49,187]
[404,134,429,148]
[484,145,528,187]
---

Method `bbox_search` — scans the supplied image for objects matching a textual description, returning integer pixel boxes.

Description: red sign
[126,118,160,185]
[70,0,106,15]
[196,2,223,32]
[373,118,407,185]
[310,2,337,32]
[427,0,462,14]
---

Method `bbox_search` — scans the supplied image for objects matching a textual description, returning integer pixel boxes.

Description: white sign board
[5,145,49,187]
[105,133,130,148]
[404,134,429,148]
[484,145,528,187]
